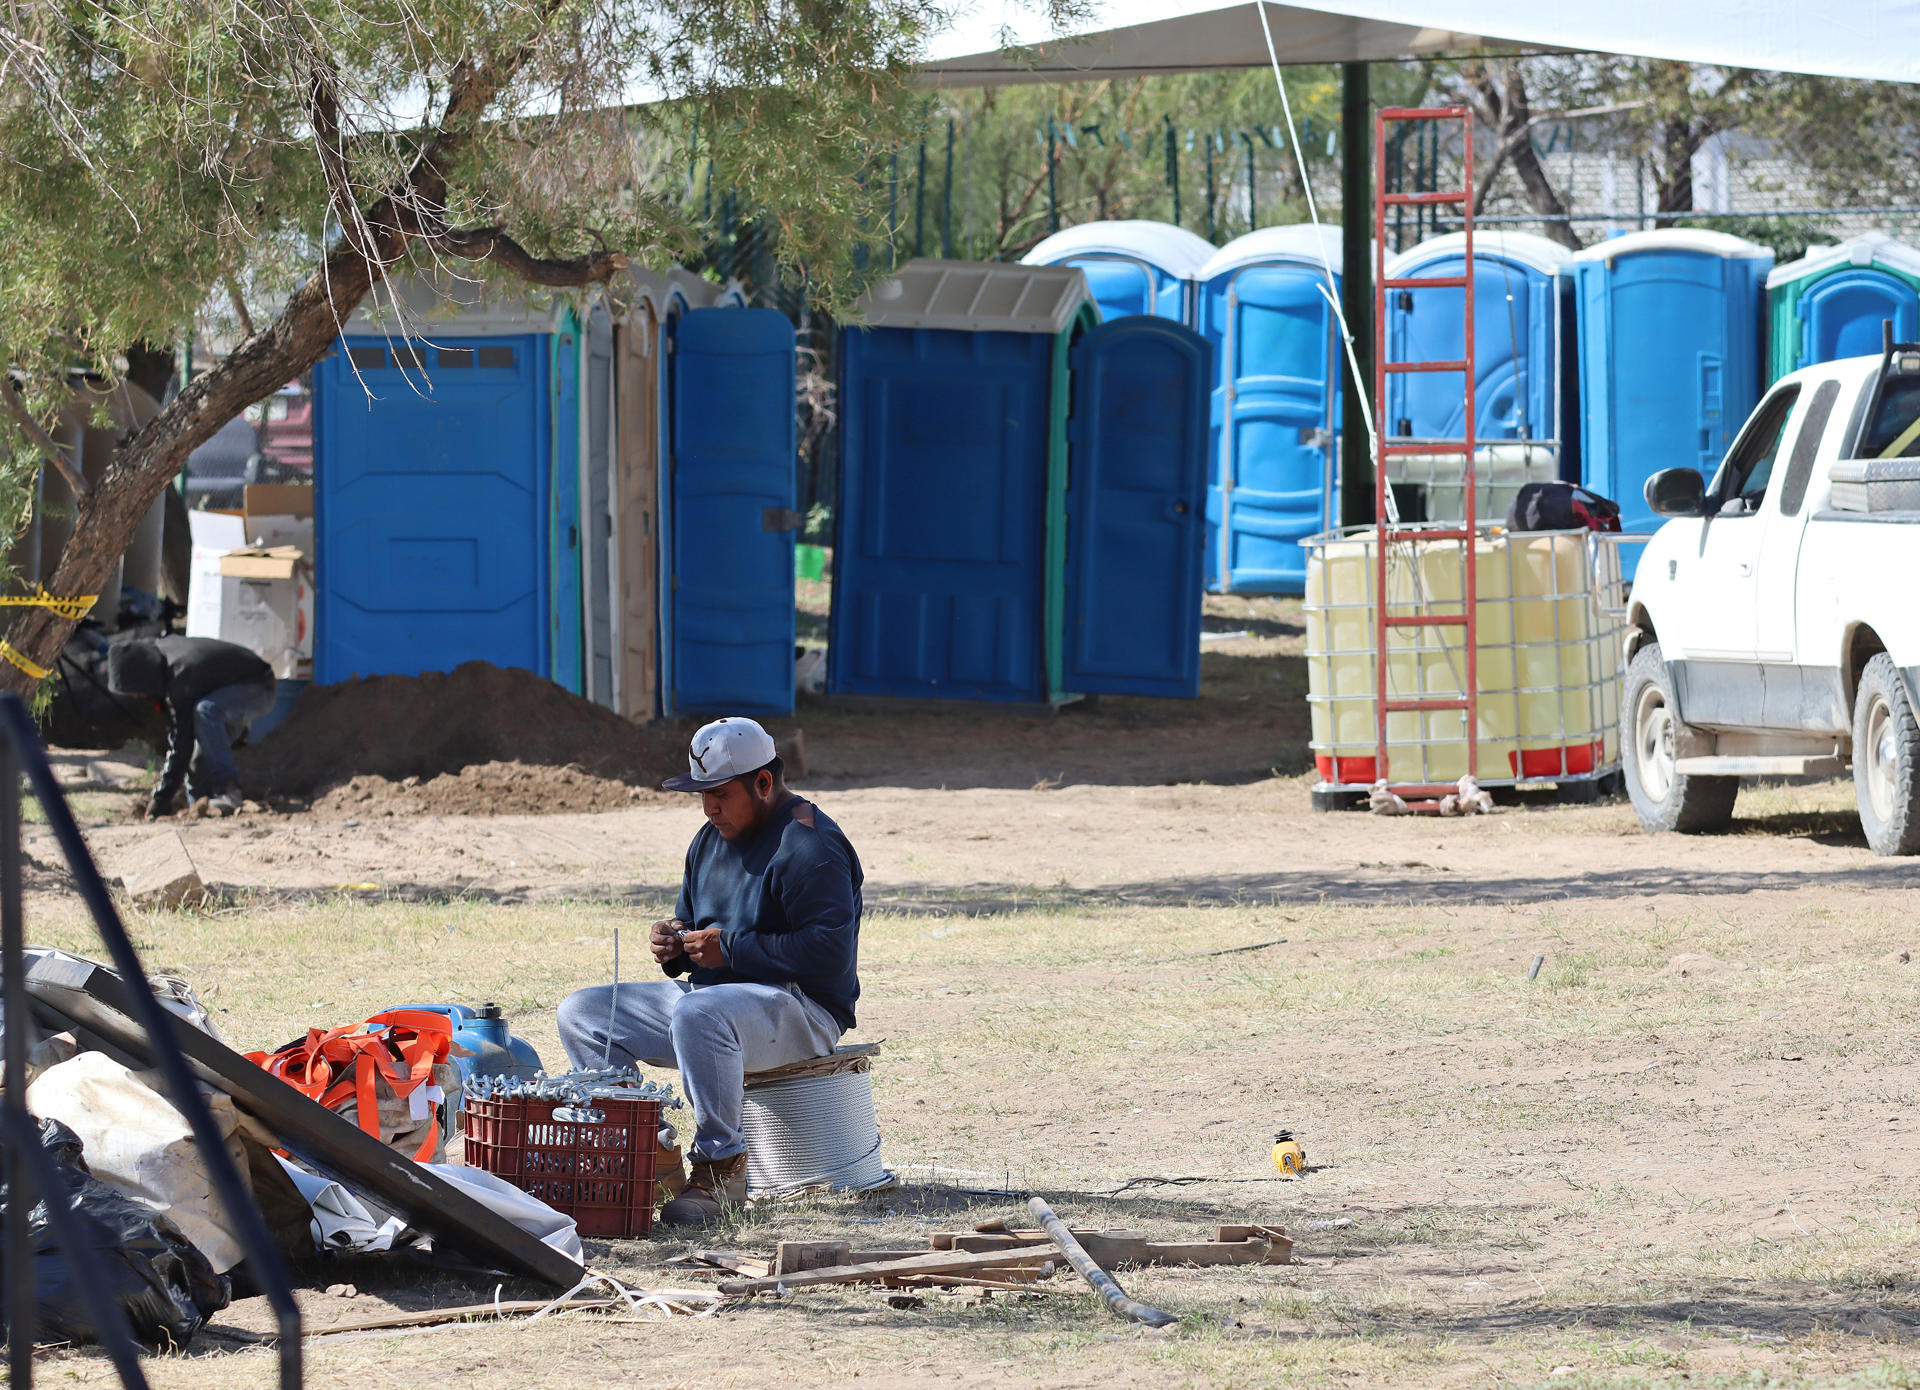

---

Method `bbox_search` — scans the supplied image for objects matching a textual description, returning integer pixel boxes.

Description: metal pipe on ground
[1025,1196,1177,1329]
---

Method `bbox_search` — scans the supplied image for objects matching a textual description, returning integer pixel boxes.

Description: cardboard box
[186,511,314,678]
[241,483,315,553]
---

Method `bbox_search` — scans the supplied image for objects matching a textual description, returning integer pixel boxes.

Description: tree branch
[0,378,89,497]
[225,278,255,338]
[427,227,628,286]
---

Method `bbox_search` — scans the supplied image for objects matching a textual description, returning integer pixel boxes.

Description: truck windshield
[1859,376,1920,459]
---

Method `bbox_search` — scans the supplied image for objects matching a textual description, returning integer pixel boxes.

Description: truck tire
[1852,654,1920,856]
[1622,643,1738,834]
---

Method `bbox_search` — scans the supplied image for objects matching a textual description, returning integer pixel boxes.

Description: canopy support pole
[1340,60,1373,527]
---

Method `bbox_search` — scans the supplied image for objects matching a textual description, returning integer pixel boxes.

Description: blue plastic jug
[391,1002,543,1087]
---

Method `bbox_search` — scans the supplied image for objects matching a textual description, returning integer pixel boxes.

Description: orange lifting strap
[246,1009,455,1162]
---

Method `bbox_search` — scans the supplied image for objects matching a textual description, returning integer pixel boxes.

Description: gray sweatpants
[556,980,842,1161]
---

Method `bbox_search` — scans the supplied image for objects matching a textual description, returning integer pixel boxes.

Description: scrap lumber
[1027,1196,1177,1329]
[933,1226,1291,1267]
[717,1244,1060,1296]
[774,1240,851,1275]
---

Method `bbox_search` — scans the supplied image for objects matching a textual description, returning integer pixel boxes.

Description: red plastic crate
[464,1093,661,1239]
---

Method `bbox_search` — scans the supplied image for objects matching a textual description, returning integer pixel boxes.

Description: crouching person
[558,717,863,1226]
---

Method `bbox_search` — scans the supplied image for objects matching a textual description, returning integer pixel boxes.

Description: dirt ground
[22,596,1920,1388]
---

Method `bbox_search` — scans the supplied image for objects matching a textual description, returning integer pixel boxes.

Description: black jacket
[110,637,273,797]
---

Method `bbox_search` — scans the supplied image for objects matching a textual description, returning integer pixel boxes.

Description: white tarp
[923,0,1920,85]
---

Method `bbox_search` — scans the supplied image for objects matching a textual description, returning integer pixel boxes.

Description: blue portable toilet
[1767,232,1920,382]
[1565,230,1772,571]
[1383,231,1575,516]
[831,260,1093,704]
[1022,220,1214,323]
[832,259,1212,705]
[315,278,580,685]
[1194,225,1344,594]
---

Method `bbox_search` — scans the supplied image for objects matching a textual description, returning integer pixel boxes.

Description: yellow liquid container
[1304,527,1624,788]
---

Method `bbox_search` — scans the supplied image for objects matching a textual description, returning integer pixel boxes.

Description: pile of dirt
[238,662,687,812]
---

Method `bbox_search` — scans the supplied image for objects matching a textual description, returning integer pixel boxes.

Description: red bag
[246,1009,457,1162]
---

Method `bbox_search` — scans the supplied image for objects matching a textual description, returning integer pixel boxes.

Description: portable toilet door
[548,311,584,695]
[830,259,1093,703]
[1768,233,1920,382]
[1383,231,1573,516]
[664,304,798,717]
[1195,226,1344,594]
[315,332,557,682]
[581,298,617,709]
[653,270,730,713]
[611,271,666,721]
[1023,221,1213,323]
[1062,317,1212,698]
[1566,229,1772,572]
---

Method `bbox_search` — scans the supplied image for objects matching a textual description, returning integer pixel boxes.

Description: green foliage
[1672,215,1836,265]
[0,0,942,484]
[878,69,1350,260]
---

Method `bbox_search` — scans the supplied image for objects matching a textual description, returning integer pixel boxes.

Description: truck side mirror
[1645,468,1706,518]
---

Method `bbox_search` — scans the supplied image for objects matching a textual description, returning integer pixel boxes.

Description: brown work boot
[656,1139,688,1200]
[658,1151,748,1226]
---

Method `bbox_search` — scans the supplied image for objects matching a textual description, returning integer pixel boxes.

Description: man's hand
[682,927,726,969]
[651,919,688,964]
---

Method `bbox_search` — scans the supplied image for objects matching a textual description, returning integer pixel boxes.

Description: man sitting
[557,717,863,1225]
[107,635,276,819]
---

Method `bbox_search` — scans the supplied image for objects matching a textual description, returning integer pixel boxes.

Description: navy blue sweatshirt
[665,796,863,1031]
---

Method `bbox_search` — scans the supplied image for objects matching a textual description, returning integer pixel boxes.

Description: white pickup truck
[1623,340,1920,855]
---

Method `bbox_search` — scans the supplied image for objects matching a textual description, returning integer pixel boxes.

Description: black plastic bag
[0,1116,230,1350]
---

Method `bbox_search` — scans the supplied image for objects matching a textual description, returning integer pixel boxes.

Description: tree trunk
[1508,135,1582,250]
[0,250,381,696]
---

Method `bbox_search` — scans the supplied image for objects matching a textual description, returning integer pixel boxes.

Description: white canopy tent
[924,0,1920,85]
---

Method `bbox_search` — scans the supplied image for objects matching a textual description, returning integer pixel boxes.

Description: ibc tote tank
[1565,229,1772,569]
[1023,220,1213,323]
[1194,225,1345,595]
[1767,232,1920,382]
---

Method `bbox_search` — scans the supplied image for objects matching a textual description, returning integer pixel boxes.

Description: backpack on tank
[1505,481,1622,533]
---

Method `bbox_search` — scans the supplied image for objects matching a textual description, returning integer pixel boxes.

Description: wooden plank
[717,1244,1060,1296]
[612,310,659,722]
[937,1228,1291,1267]
[744,1042,883,1089]
[774,1240,852,1276]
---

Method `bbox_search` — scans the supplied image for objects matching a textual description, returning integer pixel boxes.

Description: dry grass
[22,865,1920,1387]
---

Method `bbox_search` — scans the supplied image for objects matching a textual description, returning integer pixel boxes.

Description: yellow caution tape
[0,587,98,621]
[0,640,50,680]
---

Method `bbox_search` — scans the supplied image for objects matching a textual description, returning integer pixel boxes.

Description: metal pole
[3,739,34,1387]
[915,139,928,257]
[1164,116,1180,228]
[1204,134,1216,242]
[1341,62,1373,528]
[1245,131,1257,231]
[942,118,955,259]
[1046,118,1059,234]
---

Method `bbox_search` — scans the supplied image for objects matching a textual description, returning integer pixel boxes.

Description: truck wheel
[1852,654,1920,856]
[1622,643,1738,834]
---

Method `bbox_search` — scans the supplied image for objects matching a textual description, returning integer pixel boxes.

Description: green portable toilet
[1768,232,1920,382]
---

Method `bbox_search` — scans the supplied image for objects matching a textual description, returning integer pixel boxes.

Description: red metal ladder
[1372,106,1477,809]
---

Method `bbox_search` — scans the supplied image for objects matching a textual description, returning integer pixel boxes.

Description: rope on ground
[526,1270,723,1322]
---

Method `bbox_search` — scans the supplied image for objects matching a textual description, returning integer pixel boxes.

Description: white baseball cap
[662,717,779,792]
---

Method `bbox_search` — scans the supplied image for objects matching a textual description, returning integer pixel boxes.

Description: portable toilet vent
[1767,232,1920,382]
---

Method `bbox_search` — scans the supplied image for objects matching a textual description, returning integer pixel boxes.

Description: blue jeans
[187,681,275,798]
[557,980,842,1161]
